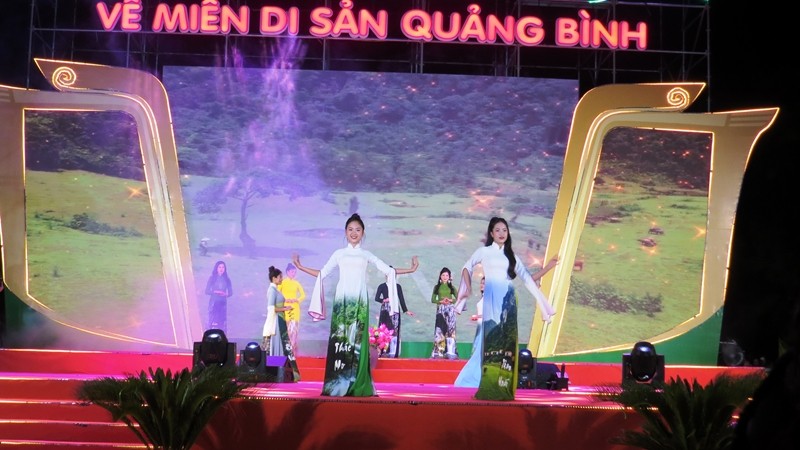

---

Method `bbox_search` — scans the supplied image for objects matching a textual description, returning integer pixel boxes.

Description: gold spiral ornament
[51,66,77,89]
[666,87,690,108]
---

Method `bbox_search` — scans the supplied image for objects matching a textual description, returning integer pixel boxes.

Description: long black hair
[209,260,231,283]
[432,267,456,297]
[485,217,517,280]
[207,260,232,293]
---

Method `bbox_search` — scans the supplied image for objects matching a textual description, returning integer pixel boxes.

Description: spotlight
[242,341,264,367]
[719,340,745,366]
[518,349,569,390]
[622,341,665,384]
[518,349,535,389]
[237,341,268,382]
[193,329,236,370]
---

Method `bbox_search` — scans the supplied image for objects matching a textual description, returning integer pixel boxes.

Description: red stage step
[0,349,764,449]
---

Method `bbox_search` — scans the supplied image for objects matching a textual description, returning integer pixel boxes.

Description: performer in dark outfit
[204,260,232,332]
[374,273,415,358]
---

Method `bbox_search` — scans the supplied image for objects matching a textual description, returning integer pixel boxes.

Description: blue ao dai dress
[453,242,555,400]
[263,283,286,356]
[263,282,301,380]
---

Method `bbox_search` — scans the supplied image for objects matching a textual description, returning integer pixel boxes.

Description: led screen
[18,66,714,360]
[163,66,577,355]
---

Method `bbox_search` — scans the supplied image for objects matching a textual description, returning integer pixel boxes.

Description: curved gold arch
[0,59,202,349]
[530,82,778,358]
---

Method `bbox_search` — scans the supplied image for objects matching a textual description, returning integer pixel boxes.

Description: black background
[1,0,798,364]
[709,0,800,364]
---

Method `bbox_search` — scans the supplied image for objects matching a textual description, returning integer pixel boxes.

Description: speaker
[265,355,295,383]
[533,361,569,390]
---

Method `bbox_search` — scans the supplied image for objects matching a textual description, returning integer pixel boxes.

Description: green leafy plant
[76,366,245,450]
[596,373,765,450]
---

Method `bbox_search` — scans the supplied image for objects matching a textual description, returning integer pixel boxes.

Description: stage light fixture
[518,349,569,390]
[622,341,665,384]
[193,328,237,370]
[242,341,263,367]
[237,341,268,382]
[518,348,535,389]
[719,340,745,366]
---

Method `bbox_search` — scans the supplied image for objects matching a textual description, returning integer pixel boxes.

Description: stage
[0,1,786,448]
[0,348,764,449]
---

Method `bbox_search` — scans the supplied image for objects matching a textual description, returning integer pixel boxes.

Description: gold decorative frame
[0,61,778,355]
[0,59,203,349]
[529,83,778,358]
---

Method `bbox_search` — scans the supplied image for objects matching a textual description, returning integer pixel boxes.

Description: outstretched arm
[518,256,558,323]
[292,253,320,277]
[531,255,559,282]
[394,255,419,275]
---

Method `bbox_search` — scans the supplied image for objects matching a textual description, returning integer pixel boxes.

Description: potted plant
[596,372,765,450]
[76,365,245,450]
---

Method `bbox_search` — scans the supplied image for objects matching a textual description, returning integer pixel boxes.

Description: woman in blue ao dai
[205,260,232,333]
[453,217,558,400]
[262,265,301,381]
